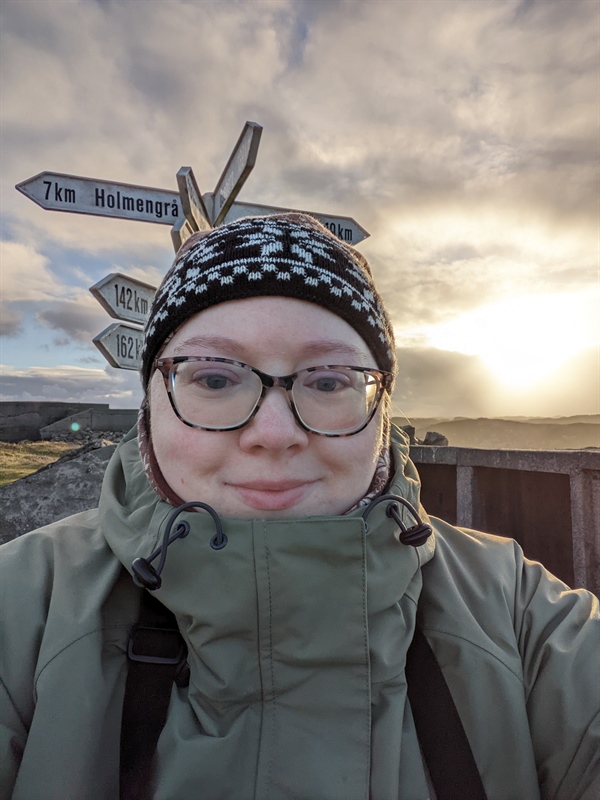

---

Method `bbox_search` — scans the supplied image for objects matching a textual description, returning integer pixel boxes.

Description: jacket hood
[98,424,436,798]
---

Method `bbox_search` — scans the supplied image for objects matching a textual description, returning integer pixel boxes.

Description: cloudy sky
[1,0,598,419]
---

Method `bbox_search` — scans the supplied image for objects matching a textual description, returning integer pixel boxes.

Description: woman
[1,214,598,800]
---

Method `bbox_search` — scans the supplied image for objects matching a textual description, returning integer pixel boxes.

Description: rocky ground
[0,435,122,545]
[43,429,127,445]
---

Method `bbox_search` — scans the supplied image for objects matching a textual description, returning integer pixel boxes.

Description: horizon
[1,0,598,419]
[3,397,597,424]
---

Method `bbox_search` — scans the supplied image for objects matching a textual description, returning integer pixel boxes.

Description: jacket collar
[99,422,434,593]
[99,424,435,796]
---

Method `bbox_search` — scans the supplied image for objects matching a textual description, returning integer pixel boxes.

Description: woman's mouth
[228,480,317,511]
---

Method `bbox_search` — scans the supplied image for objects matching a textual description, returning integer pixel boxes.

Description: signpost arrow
[16,171,182,226]
[223,200,370,245]
[93,323,144,370]
[90,273,156,326]
[212,121,262,226]
[176,167,211,233]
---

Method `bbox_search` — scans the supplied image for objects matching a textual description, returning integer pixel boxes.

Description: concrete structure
[0,402,137,441]
[40,408,137,438]
[410,446,600,597]
[0,402,110,441]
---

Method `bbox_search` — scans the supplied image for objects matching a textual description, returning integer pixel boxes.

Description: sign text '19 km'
[16,121,370,370]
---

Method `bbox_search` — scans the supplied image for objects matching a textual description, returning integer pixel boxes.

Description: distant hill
[393,415,600,450]
[477,414,600,426]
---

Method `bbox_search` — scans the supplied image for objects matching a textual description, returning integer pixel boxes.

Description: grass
[0,441,78,487]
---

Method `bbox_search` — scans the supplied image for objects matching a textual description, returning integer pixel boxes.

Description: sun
[421,289,599,390]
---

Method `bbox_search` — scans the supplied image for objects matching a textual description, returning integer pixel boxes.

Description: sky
[1,0,598,419]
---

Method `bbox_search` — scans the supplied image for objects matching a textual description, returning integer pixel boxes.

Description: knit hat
[140,213,396,389]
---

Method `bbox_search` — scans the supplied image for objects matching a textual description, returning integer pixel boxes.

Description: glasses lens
[293,368,381,434]
[171,360,262,429]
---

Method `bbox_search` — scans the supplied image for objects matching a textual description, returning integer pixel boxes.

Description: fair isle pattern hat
[141,213,396,389]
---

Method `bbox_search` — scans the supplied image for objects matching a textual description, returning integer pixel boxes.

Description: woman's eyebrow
[173,336,245,356]
[173,336,368,361]
[300,340,369,361]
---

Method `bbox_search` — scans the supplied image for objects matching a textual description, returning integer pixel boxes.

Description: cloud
[0,363,143,408]
[0,303,22,336]
[110,263,164,290]
[392,347,493,418]
[4,0,597,265]
[36,295,110,342]
[0,241,58,301]
[392,344,600,418]
[0,238,154,346]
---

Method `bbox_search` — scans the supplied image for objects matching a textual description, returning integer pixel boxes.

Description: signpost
[17,120,371,371]
[90,273,156,326]
[16,172,181,226]
[93,323,145,370]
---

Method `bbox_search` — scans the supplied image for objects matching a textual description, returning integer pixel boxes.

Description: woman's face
[149,297,386,518]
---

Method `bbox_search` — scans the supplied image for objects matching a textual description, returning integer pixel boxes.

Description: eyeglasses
[154,357,393,437]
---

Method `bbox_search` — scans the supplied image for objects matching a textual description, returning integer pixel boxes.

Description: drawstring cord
[131,492,429,590]
[362,493,432,546]
[132,501,227,590]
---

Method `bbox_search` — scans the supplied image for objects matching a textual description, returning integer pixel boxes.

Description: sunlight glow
[420,290,599,389]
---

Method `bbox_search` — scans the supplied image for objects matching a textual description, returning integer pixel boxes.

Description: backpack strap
[406,627,488,800]
[120,596,486,800]
[120,590,187,800]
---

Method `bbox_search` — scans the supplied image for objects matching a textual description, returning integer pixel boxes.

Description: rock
[44,429,126,445]
[400,425,449,446]
[0,440,116,545]
[401,425,418,444]
[423,431,449,446]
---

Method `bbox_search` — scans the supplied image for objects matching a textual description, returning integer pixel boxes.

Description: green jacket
[1,426,598,800]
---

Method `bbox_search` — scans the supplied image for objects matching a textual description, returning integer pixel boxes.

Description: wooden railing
[410,446,600,596]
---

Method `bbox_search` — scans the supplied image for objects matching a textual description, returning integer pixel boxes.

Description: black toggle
[131,558,162,591]
[362,493,432,547]
[131,501,226,590]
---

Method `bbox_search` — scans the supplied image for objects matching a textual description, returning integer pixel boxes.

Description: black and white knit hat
[141,213,396,389]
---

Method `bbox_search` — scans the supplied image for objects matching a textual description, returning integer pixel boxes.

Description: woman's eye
[191,371,239,390]
[204,374,229,390]
[314,377,340,392]
[305,372,350,392]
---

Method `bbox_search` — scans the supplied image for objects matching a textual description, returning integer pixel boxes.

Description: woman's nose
[237,387,309,451]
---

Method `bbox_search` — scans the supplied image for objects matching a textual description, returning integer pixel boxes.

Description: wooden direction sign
[93,323,144,370]
[90,273,156,326]
[212,122,262,226]
[16,172,181,226]
[223,200,369,245]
